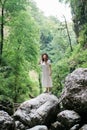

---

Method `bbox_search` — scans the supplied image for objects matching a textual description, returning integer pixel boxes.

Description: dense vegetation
[0,0,87,103]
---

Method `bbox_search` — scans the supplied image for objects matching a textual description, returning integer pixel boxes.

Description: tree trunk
[63,16,73,52]
[0,6,4,64]
[0,0,7,64]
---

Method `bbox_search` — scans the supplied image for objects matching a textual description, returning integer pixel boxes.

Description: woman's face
[43,54,47,61]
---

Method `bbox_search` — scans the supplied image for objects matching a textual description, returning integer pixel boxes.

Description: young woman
[39,53,52,93]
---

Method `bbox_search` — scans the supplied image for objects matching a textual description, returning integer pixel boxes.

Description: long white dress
[40,60,52,88]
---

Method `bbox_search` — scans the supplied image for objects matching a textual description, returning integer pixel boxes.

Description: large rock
[27,125,48,130]
[70,124,80,130]
[0,110,15,130]
[60,68,87,115]
[14,93,60,128]
[57,110,81,129]
[79,124,87,130]
[15,121,26,130]
[50,121,64,130]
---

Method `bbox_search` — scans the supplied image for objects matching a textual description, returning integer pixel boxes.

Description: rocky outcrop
[14,93,60,128]
[15,121,26,130]
[70,124,80,130]
[57,110,81,129]
[61,68,87,115]
[0,68,87,130]
[79,124,87,130]
[27,125,48,130]
[50,121,64,130]
[0,110,15,130]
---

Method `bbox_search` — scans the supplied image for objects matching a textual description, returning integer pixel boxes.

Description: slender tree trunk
[13,46,20,103]
[0,6,4,64]
[0,0,7,64]
[63,16,73,52]
[0,6,4,55]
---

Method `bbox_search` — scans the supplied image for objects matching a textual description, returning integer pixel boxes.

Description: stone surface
[0,110,15,130]
[57,110,81,129]
[15,121,26,130]
[70,124,80,130]
[27,125,48,130]
[60,68,87,115]
[50,121,64,130]
[14,93,60,128]
[79,124,87,130]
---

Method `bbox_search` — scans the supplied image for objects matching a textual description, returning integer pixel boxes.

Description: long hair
[41,53,48,62]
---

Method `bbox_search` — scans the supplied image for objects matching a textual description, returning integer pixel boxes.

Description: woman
[39,53,52,93]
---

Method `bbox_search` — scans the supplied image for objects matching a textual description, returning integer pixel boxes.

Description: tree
[0,0,7,63]
[0,0,27,64]
[59,0,87,43]
[63,15,73,51]
[0,0,40,102]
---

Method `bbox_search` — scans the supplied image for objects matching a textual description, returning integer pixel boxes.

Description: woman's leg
[44,87,48,93]
[47,87,50,92]
[44,87,49,93]
[44,87,51,93]
[48,87,52,93]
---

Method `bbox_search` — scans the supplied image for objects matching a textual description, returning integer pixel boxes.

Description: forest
[0,0,87,104]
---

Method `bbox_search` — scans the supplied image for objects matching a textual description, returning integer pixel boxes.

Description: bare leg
[46,88,48,92]
[48,87,52,93]
[49,87,52,92]
[44,87,51,93]
[47,87,50,92]
[44,87,49,93]
[44,88,48,93]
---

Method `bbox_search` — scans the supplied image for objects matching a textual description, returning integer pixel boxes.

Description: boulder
[57,110,81,129]
[0,110,15,130]
[15,121,26,130]
[14,93,60,128]
[27,125,48,130]
[79,124,87,130]
[70,124,80,130]
[60,68,87,115]
[50,121,64,130]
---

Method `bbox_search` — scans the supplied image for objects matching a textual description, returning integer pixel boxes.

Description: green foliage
[68,44,87,68]
[49,0,86,97]
[7,10,39,66]
[52,58,69,96]
[4,11,39,101]
[52,42,87,96]
[0,94,14,115]
[78,23,87,47]
[0,0,40,102]
[4,0,27,15]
